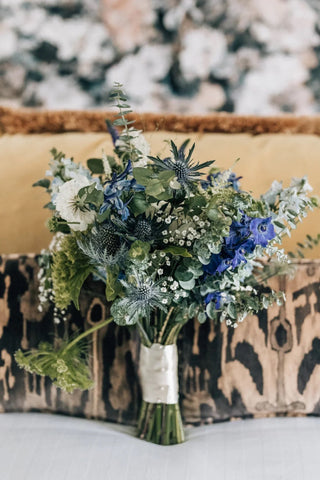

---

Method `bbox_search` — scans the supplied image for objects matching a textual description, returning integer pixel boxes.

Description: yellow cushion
[0,131,319,255]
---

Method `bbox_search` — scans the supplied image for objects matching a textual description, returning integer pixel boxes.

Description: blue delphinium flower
[225,216,251,249]
[249,217,275,247]
[204,291,223,308]
[201,172,242,191]
[230,239,256,269]
[227,173,242,191]
[106,120,119,146]
[203,254,222,275]
[203,213,275,276]
[100,160,144,220]
[216,256,233,274]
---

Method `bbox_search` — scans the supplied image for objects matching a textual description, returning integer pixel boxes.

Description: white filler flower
[102,150,112,176]
[116,129,150,167]
[130,130,150,166]
[55,176,96,231]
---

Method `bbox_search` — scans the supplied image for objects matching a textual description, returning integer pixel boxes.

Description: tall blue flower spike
[100,160,145,220]
[106,120,120,146]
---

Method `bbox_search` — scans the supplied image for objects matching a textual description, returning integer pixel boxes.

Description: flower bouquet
[16,84,318,445]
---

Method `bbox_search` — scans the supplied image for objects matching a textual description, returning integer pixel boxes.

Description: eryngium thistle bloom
[77,222,127,266]
[114,215,166,243]
[149,140,214,192]
[111,272,172,326]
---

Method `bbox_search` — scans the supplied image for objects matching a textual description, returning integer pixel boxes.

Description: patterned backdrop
[1,0,320,114]
[1,254,320,426]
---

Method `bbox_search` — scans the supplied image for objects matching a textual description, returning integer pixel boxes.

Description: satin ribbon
[139,343,178,404]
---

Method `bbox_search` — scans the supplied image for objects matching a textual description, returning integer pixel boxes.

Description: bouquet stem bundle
[136,308,186,445]
[137,400,184,445]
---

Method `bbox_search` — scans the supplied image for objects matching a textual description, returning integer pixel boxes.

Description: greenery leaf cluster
[51,235,94,310]
[15,340,93,393]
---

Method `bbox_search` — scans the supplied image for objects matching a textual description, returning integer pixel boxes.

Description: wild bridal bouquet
[16,84,318,445]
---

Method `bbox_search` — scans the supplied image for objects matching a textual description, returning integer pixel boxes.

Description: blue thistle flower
[77,222,127,267]
[111,271,171,325]
[150,140,214,192]
[113,214,166,243]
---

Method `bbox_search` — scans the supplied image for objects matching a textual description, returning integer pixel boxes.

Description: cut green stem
[65,317,113,352]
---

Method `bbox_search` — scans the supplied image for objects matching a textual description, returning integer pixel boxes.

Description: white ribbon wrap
[139,343,179,404]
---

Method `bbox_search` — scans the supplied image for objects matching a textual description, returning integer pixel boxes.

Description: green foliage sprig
[15,340,93,393]
[51,236,94,310]
[15,318,113,393]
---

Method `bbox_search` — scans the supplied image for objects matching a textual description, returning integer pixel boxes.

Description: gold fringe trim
[1,107,320,135]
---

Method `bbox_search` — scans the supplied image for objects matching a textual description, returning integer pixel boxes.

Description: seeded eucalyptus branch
[109,82,135,163]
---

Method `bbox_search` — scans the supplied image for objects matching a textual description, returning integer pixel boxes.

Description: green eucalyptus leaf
[197,312,207,324]
[33,178,50,188]
[158,170,176,183]
[97,209,110,223]
[175,266,193,282]
[87,158,104,174]
[130,192,149,216]
[149,191,173,201]
[207,208,220,221]
[206,301,217,320]
[178,279,195,290]
[113,118,127,126]
[185,195,206,215]
[145,179,165,197]
[227,303,237,320]
[132,167,154,186]
[77,184,103,207]
[106,266,122,302]
[164,246,192,257]
[129,240,150,261]
[87,189,104,207]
